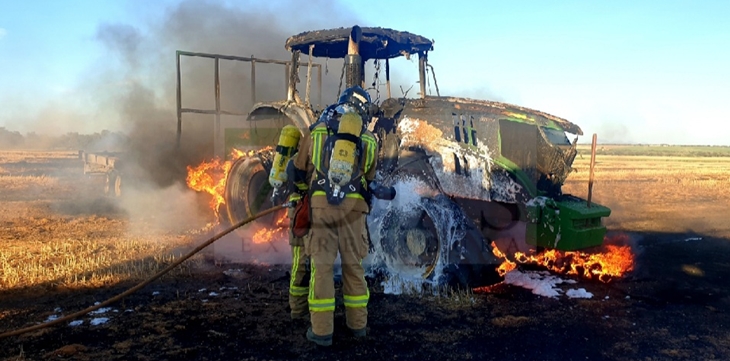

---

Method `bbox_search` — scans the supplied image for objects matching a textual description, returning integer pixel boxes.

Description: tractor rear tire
[222,151,275,227]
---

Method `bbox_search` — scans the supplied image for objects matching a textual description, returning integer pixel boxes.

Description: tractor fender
[247,101,315,132]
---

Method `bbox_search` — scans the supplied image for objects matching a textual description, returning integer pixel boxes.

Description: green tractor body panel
[525,196,611,251]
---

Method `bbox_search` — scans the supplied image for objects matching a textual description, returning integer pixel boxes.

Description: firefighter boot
[306,327,332,347]
[350,327,366,338]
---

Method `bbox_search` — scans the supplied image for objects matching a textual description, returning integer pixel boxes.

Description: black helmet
[337,86,371,121]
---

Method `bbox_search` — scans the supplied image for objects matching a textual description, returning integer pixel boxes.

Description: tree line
[0,127,128,151]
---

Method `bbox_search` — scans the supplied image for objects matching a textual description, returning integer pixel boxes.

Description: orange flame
[186,157,231,217]
[252,227,287,244]
[252,211,289,244]
[185,148,253,218]
[491,233,635,283]
[231,148,247,159]
[491,243,518,276]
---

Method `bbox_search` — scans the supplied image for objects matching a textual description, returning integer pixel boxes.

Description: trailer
[78,150,124,197]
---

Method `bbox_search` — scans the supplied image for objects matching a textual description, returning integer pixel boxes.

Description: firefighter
[285,159,312,321]
[269,125,310,320]
[291,86,379,346]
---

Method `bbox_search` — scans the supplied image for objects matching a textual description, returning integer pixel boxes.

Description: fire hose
[0,204,287,339]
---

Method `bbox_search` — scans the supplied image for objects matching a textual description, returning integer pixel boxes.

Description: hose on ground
[0,204,287,339]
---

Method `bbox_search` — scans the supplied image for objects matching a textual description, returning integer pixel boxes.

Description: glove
[270,187,288,205]
[369,181,396,200]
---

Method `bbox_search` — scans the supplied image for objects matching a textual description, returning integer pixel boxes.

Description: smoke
[69,0,360,233]
[90,0,358,179]
[596,121,634,144]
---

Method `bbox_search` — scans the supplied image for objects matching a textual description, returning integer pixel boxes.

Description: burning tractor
[180,26,612,288]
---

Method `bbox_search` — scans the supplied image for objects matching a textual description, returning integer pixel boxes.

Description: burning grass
[252,211,289,244]
[474,238,635,297]
[492,237,635,283]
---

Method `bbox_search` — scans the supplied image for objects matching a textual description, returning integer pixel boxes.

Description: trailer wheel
[105,171,122,197]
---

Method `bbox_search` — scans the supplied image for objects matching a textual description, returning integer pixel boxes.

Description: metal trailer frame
[78,150,124,197]
[174,51,322,156]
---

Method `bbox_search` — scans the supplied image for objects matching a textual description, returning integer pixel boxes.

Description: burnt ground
[1,153,730,360]
[1,232,729,361]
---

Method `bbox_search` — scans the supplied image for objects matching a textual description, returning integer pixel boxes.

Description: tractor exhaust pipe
[345,26,363,88]
[587,133,597,207]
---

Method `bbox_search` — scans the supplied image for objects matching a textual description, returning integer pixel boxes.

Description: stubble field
[1,148,730,361]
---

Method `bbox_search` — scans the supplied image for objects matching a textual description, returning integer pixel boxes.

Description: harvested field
[564,153,730,237]
[1,149,730,361]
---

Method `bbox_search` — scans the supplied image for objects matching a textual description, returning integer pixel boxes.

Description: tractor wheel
[222,150,276,227]
[379,200,441,280]
[378,194,503,288]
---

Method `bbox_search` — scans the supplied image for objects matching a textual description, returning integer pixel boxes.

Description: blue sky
[1,0,728,145]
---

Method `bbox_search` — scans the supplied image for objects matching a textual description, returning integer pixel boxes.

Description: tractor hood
[431,96,584,136]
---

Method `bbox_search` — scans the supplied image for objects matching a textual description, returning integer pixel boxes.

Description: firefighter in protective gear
[309,85,373,130]
[336,85,373,123]
[268,125,310,320]
[292,86,378,346]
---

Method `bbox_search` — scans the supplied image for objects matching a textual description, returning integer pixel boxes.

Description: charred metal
[177,25,611,288]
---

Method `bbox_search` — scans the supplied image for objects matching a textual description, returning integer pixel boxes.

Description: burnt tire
[379,200,441,280]
[378,194,502,288]
[424,196,502,288]
[221,150,275,226]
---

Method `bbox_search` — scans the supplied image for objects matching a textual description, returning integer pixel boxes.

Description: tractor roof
[285,26,433,61]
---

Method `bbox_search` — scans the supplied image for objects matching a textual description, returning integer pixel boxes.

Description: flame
[230,148,247,159]
[252,227,287,244]
[491,244,518,276]
[185,148,254,218]
[186,157,230,217]
[491,233,635,283]
[252,211,289,244]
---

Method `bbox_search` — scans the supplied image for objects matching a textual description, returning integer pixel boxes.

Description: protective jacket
[293,114,378,213]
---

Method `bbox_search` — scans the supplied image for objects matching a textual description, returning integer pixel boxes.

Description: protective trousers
[288,208,310,317]
[307,207,369,337]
